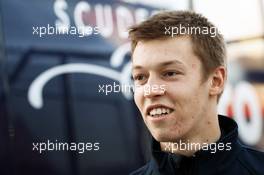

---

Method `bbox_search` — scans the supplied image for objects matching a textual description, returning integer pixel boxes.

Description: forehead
[132,36,201,70]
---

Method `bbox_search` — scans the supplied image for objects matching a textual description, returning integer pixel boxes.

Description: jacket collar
[150,115,242,173]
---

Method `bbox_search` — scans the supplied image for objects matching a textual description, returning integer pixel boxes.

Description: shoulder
[237,145,264,174]
[239,146,264,163]
[129,161,155,175]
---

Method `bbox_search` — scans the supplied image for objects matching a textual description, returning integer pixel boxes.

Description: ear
[209,66,227,96]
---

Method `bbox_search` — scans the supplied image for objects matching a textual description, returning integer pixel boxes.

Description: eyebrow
[132,60,185,70]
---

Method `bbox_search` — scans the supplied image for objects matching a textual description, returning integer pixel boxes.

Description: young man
[129,11,264,175]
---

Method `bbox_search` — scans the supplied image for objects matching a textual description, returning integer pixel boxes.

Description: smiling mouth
[148,107,174,118]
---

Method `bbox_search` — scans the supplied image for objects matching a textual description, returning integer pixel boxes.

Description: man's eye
[163,71,178,77]
[133,74,145,81]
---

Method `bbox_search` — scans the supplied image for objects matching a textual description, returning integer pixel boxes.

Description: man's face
[132,36,211,142]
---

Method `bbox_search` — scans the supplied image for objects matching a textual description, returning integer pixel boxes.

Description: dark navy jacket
[130,116,264,175]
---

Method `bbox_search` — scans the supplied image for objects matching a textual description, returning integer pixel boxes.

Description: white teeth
[149,107,172,116]
[157,108,162,115]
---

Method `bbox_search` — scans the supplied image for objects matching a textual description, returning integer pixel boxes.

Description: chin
[152,132,175,142]
[151,129,185,142]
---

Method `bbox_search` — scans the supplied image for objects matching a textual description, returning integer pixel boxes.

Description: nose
[143,76,165,98]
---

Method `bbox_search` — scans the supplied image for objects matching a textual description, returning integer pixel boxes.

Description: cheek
[133,87,144,112]
[165,82,190,102]
[166,82,202,114]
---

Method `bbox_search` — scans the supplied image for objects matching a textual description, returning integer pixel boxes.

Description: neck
[160,112,221,157]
